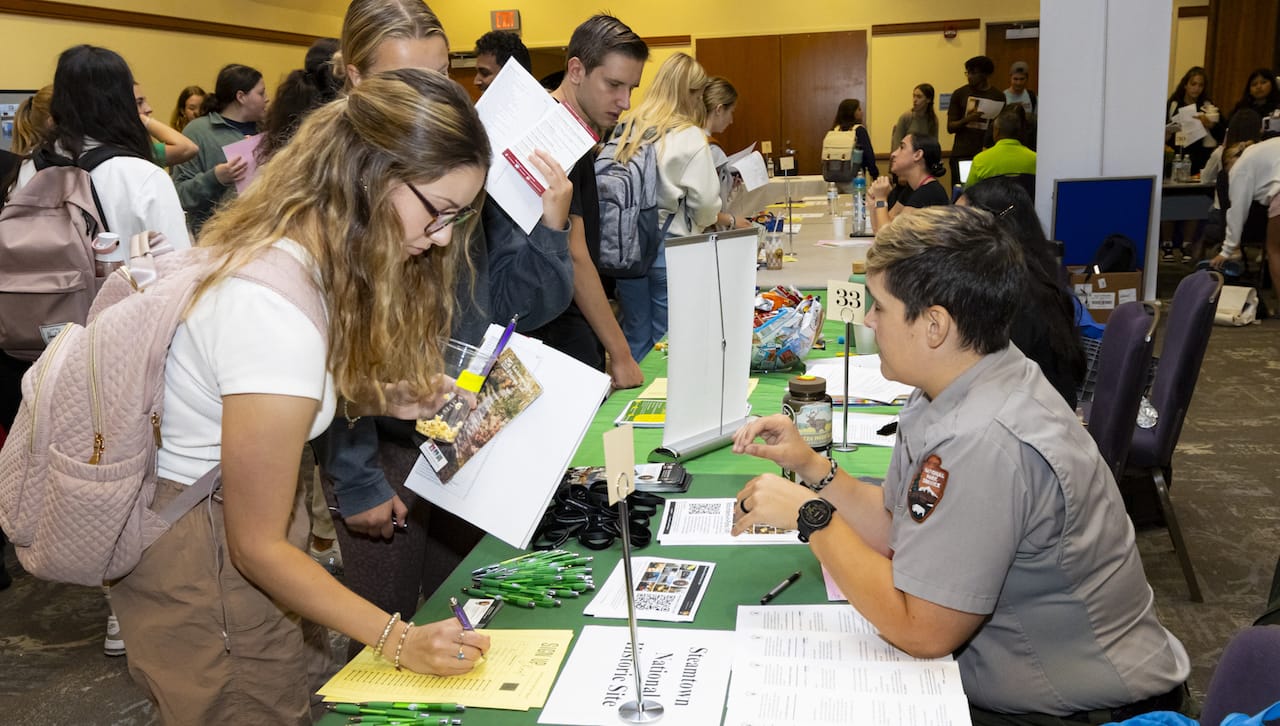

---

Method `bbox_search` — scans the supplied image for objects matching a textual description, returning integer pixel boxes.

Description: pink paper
[221,135,262,194]
[822,566,847,601]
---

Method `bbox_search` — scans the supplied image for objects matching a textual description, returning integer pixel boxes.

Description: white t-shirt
[158,240,335,485]
[16,147,192,249]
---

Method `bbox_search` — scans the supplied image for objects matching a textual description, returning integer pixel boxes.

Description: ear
[565,57,586,85]
[923,305,953,350]
[346,64,363,87]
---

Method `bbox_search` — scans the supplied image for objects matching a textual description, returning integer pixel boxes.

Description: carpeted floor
[1,265,1277,724]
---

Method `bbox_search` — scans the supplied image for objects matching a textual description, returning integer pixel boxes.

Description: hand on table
[608,354,645,391]
[399,618,491,676]
[343,494,409,539]
[732,473,814,535]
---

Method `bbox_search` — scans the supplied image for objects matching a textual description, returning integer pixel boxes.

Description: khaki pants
[109,478,313,726]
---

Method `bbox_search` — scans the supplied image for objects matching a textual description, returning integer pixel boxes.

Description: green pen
[498,594,539,608]
[548,588,580,598]
[461,586,501,599]
[362,702,466,713]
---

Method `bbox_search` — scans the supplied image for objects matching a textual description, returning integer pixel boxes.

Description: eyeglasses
[406,183,477,236]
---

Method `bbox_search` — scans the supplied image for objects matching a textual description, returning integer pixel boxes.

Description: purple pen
[482,315,519,376]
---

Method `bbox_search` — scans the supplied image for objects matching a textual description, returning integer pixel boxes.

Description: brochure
[583,557,715,622]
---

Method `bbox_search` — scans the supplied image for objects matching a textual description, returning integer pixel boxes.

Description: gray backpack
[594,133,674,278]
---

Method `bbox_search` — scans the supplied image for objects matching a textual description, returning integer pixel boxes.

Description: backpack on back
[821,127,863,184]
[0,234,326,586]
[0,146,138,362]
[595,133,674,279]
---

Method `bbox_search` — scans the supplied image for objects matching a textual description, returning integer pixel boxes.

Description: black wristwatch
[797,499,836,543]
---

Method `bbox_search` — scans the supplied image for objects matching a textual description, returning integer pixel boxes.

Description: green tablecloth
[317,306,899,725]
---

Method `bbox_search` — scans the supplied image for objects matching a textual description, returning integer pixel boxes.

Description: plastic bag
[751,289,823,371]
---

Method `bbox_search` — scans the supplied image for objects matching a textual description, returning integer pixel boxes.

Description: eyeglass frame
[405,183,477,236]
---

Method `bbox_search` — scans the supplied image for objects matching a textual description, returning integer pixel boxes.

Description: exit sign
[491,10,521,32]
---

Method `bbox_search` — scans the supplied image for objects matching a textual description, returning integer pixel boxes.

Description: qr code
[684,503,722,515]
[634,591,677,612]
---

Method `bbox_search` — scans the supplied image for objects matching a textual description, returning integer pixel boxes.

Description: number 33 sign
[827,279,866,324]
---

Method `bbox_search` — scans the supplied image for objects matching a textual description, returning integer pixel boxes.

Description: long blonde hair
[11,85,53,156]
[612,52,709,164]
[337,0,447,88]
[194,69,490,405]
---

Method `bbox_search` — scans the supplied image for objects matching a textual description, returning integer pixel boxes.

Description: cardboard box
[1067,267,1143,323]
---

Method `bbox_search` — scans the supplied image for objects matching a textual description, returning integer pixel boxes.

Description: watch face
[799,499,833,528]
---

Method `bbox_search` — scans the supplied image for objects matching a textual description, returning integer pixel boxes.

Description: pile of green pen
[461,549,595,608]
[327,701,464,724]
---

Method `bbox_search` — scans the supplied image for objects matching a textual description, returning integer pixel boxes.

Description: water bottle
[827,182,839,217]
[852,173,868,236]
[92,232,125,278]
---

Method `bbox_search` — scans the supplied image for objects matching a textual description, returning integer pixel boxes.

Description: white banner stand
[651,227,758,463]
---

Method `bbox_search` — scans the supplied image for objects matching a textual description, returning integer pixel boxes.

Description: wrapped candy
[751,288,824,372]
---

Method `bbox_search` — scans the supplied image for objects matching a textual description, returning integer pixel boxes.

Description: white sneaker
[104,614,126,657]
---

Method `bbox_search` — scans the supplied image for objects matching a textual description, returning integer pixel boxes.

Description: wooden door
[1207,0,1280,119]
[695,35,783,166]
[780,31,867,175]
[985,22,1040,98]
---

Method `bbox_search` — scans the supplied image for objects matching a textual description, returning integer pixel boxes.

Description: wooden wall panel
[695,35,782,169]
[1206,0,1280,119]
[780,31,867,176]
[985,23,1040,94]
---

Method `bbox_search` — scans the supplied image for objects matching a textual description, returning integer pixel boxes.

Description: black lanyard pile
[531,479,663,551]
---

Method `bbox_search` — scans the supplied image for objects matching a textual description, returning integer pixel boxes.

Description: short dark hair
[992,108,1024,140]
[47,45,153,162]
[965,55,995,76]
[867,205,1023,355]
[475,30,531,73]
[205,63,263,115]
[566,14,648,74]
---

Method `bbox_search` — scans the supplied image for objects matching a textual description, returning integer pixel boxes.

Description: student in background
[256,37,343,164]
[959,177,1083,409]
[867,133,949,232]
[9,85,52,156]
[173,64,268,236]
[473,29,531,91]
[134,83,198,167]
[947,56,1005,183]
[524,14,650,383]
[891,83,939,153]
[702,76,753,230]
[109,69,493,723]
[611,52,721,363]
[1162,66,1223,262]
[170,84,206,133]
[830,98,878,179]
[1004,61,1037,116]
[1230,68,1280,126]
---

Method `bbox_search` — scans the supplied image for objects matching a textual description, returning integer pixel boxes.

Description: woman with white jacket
[610,52,722,362]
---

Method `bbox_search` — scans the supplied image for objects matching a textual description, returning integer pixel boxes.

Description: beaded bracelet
[807,458,839,492]
[375,612,400,659]
[394,622,414,671]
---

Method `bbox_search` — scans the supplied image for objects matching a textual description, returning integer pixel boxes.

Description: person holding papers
[109,69,493,724]
[1162,66,1224,261]
[946,55,1005,184]
[731,206,1190,724]
[524,15,650,385]
[702,76,754,230]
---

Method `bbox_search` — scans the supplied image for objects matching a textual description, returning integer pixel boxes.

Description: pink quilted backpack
[0,232,325,586]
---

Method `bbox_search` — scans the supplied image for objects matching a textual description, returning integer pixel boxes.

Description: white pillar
[1037,0,1172,300]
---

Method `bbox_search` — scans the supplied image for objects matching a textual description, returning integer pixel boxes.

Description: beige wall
[0,2,343,126]
[1170,16,1209,95]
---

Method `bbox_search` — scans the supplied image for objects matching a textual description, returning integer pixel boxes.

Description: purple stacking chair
[1085,301,1159,482]
[1126,270,1223,603]
[1199,626,1280,725]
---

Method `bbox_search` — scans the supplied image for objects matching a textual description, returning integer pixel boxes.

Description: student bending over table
[731,206,1189,725]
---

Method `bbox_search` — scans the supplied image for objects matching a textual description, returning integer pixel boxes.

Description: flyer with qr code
[656,498,803,546]
[583,557,715,622]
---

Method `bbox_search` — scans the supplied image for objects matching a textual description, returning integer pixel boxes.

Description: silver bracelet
[807,458,839,492]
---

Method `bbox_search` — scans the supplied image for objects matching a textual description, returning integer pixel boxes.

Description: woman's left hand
[382,375,475,420]
[732,473,816,536]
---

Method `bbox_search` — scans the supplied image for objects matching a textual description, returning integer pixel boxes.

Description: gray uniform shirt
[883,346,1188,715]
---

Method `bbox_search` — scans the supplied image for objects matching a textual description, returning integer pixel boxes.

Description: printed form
[475,60,597,234]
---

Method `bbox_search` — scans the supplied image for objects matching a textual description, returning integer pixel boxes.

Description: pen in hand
[760,571,802,605]
[449,596,474,631]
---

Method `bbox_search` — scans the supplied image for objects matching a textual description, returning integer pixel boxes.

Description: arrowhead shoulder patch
[907,454,949,523]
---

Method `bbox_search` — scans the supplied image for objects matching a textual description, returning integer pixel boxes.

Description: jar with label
[782,375,832,478]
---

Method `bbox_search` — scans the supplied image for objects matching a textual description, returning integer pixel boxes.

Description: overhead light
[1006,27,1040,39]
